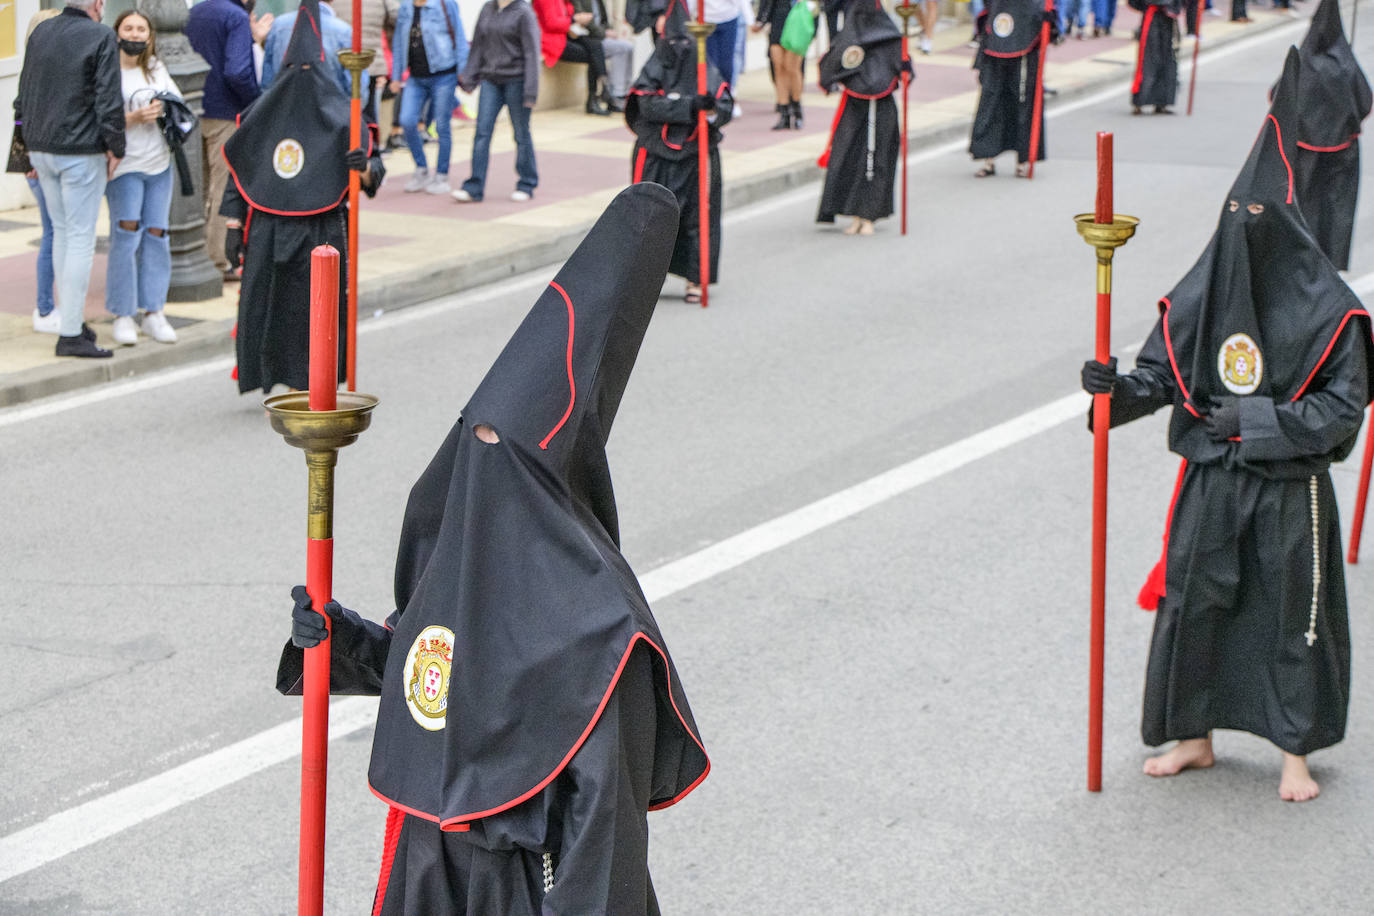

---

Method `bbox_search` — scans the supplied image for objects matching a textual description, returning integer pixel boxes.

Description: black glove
[1204,402,1240,441]
[692,93,716,114]
[224,226,245,268]
[345,147,368,172]
[1081,357,1118,395]
[290,584,329,648]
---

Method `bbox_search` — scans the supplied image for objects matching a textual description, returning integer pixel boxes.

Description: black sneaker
[56,332,112,358]
[79,322,96,342]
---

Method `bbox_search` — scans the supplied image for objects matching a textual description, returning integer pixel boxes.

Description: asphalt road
[3,16,1373,914]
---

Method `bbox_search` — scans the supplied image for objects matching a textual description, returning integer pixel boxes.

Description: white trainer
[33,308,61,334]
[510,190,531,202]
[425,172,452,195]
[112,315,138,345]
[451,188,476,202]
[404,169,431,193]
[141,310,178,343]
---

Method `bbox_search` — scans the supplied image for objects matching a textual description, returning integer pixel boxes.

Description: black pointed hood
[818,0,910,97]
[222,0,352,216]
[1295,0,1372,147]
[369,184,710,833]
[1158,49,1373,458]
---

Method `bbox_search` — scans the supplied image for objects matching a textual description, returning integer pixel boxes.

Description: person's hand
[105,151,121,180]
[25,169,36,180]
[524,100,535,108]
[225,225,245,267]
[252,11,275,44]
[345,147,368,172]
[655,13,666,34]
[573,11,594,24]
[290,585,329,648]
[750,21,766,32]
[130,100,162,125]
[1080,357,1118,395]
[1204,401,1240,441]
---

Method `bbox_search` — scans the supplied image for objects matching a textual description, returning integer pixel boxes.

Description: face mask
[119,39,147,56]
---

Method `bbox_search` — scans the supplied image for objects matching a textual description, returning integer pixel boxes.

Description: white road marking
[0,387,1090,882]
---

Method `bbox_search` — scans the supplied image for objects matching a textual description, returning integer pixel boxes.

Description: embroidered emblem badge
[841,45,865,69]
[273,139,304,180]
[405,625,454,731]
[1218,333,1262,395]
[992,13,1015,37]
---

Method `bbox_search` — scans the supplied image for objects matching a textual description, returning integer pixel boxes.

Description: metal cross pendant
[1305,629,1318,647]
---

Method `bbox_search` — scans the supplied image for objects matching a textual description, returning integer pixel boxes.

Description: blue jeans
[706,16,738,86]
[26,176,54,317]
[401,71,458,174]
[105,166,174,317]
[30,151,106,337]
[1094,0,1117,29]
[463,80,537,198]
[734,18,746,87]
[1063,0,1089,28]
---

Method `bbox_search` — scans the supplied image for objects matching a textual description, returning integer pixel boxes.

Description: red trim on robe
[370,805,407,916]
[1139,458,1188,610]
[539,280,576,450]
[633,146,648,183]
[1291,310,1372,400]
[222,145,349,217]
[1267,114,1295,203]
[1296,133,1358,153]
[817,91,849,168]
[1132,7,1156,95]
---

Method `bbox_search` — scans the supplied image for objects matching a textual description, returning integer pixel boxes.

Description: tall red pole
[1348,414,1374,562]
[901,38,910,235]
[1026,1,1052,179]
[692,7,711,308]
[1186,0,1203,116]
[301,246,340,914]
[1087,134,1114,793]
[345,2,364,390]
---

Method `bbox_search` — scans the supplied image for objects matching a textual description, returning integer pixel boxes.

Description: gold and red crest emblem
[405,625,454,731]
[273,139,304,180]
[1217,333,1262,395]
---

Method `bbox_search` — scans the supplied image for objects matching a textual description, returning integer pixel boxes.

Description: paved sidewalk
[0,8,1294,406]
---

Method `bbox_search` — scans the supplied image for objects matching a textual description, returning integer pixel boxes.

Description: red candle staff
[1074,134,1138,791]
[1025,0,1052,179]
[265,246,378,914]
[1348,417,1374,562]
[1186,0,1203,116]
[895,3,918,235]
[338,7,375,389]
[687,9,715,307]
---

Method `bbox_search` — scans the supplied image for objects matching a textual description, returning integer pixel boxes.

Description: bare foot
[843,217,862,235]
[1279,753,1320,802]
[1143,737,1215,777]
[857,219,875,236]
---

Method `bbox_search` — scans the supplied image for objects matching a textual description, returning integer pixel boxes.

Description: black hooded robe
[1293,0,1372,270]
[276,184,709,914]
[970,0,1055,164]
[1129,0,1179,110]
[1101,51,1374,757]
[220,0,384,395]
[626,0,734,285]
[815,0,912,224]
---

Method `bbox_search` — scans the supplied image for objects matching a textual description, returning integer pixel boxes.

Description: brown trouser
[201,117,237,272]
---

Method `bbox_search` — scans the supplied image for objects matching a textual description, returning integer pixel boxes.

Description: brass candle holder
[337,49,377,103]
[1074,213,1139,285]
[265,391,378,540]
[894,2,919,37]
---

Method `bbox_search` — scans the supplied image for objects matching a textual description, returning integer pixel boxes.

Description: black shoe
[385,133,406,151]
[771,103,792,130]
[790,100,804,129]
[79,322,96,342]
[607,96,626,113]
[585,97,610,116]
[57,332,112,358]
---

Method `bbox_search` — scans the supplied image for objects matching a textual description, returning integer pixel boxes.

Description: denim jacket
[392,0,470,81]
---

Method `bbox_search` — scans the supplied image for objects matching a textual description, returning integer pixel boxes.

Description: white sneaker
[32,308,61,334]
[112,315,138,346]
[425,172,452,195]
[141,310,178,343]
[920,36,932,54]
[732,103,743,118]
[404,169,431,193]
[1206,6,1222,14]
[451,188,476,203]
[510,190,531,202]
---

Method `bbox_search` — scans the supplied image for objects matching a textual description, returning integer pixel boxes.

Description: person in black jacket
[14,0,126,358]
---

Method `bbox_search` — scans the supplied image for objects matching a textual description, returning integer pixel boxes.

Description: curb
[0,14,1296,409]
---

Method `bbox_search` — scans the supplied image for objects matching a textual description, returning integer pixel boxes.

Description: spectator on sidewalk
[21,9,59,336]
[187,0,262,282]
[685,0,754,87]
[533,0,612,115]
[572,0,636,111]
[392,0,469,195]
[105,9,182,347]
[337,0,400,116]
[1094,0,1117,36]
[453,0,541,202]
[1063,0,1091,38]
[916,0,938,54]
[754,0,805,129]
[15,0,125,359]
[262,0,370,97]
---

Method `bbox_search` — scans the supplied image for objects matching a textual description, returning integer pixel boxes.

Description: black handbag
[7,121,31,174]
[154,92,198,195]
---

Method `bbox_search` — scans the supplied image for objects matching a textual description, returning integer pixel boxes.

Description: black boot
[56,326,112,358]
[585,96,610,116]
[790,99,804,129]
[771,103,792,130]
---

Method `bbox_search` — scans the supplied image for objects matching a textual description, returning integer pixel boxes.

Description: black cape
[280,184,709,913]
[1293,0,1372,269]
[1103,50,1374,755]
[1129,0,1179,109]
[220,0,383,394]
[626,0,733,283]
[969,0,1054,163]
[815,0,912,223]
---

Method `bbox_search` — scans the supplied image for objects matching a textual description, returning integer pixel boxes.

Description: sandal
[974,163,996,178]
[684,284,702,304]
[1015,163,1029,178]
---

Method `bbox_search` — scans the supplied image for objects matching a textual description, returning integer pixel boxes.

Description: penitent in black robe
[220,0,383,394]
[276,185,708,914]
[1292,0,1372,270]
[969,0,1055,164]
[1102,51,1374,756]
[815,0,912,224]
[1129,0,1179,110]
[626,0,733,285]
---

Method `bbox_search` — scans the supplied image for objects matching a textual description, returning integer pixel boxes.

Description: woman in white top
[106,9,182,345]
